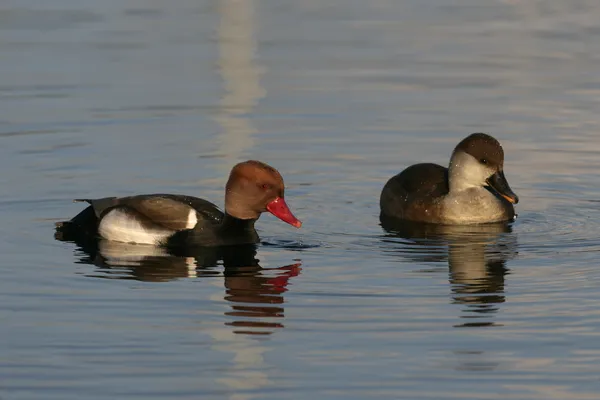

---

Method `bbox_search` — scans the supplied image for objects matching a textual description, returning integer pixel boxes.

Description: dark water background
[3,1,600,399]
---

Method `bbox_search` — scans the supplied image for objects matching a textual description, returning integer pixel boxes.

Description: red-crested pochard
[56,160,302,247]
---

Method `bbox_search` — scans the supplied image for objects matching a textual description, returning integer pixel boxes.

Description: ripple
[0,9,102,31]
[260,238,321,250]
[516,200,600,258]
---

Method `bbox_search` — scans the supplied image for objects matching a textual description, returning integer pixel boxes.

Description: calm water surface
[3,1,600,399]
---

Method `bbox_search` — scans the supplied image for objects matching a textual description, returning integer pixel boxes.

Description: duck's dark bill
[486,170,519,204]
[266,197,302,228]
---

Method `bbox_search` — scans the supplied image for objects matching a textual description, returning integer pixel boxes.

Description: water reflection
[223,262,300,334]
[380,217,517,328]
[55,232,300,335]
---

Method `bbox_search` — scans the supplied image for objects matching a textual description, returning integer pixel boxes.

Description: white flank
[186,209,198,229]
[98,209,172,245]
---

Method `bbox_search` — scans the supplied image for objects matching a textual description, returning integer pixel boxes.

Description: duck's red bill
[266,197,302,228]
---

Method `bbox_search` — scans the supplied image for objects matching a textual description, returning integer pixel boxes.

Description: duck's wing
[59,195,223,232]
[114,194,223,231]
[154,194,224,224]
[380,163,449,221]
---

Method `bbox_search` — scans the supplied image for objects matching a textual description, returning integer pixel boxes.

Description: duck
[380,133,518,224]
[55,160,302,247]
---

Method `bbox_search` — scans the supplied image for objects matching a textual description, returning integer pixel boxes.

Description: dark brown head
[224,160,302,228]
[455,133,505,167]
[449,133,518,204]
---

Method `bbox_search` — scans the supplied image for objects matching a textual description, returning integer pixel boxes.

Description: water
[3,1,600,399]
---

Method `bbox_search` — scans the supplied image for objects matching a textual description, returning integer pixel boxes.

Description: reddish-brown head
[224,160,302,228]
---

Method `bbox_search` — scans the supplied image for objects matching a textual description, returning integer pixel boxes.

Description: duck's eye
[480,158,488,165]
[261,183,271,190]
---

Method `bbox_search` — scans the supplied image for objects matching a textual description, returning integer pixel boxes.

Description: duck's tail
[55,201,99,240]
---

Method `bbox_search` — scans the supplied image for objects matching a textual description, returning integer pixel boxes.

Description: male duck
[56,160,302,247]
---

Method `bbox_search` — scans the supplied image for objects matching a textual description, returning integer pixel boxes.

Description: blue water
[3,1,600,399]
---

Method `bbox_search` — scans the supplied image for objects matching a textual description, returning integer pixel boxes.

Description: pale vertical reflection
[215,0,265,171]
[211,2,267,387]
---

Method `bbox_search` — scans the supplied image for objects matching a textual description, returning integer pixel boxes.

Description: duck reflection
[380,217,517,328]
[55,231,301,335]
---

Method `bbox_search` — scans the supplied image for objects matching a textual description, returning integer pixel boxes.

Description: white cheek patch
[98,209,173,245]
[450,152,491,191]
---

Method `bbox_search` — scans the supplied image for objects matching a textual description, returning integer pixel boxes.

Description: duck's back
[380,163,449,222]
[56,194,224,241]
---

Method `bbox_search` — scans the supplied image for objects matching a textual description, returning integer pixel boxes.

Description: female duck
[380,133,518,224]
[56,160,301,247]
